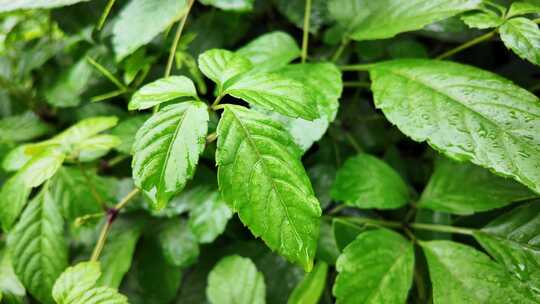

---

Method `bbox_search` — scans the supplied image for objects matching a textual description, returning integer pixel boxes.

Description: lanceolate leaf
[216,105,321,270]
[132,101,209,209]
[52,262,128,304]
[206,255,265,304]
[237,31,300,72]
[328,0,480,40]
[369,59,540,194]
[8,186,68,304]
[333,229,415,304]
[0,111,52,143]
[419,157,536,214]
[500,17,540,66]
[0,0,90,12]
[421,240,540,303]
[225,72,318,120]
[473,203,540,292]
[112,0,189,61]
[331,153,410,209]
[0,249,26,303]
[128,76,198,110]
[198,49,253,94]
[288,262,328,304]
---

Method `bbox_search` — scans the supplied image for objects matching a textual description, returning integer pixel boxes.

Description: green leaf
[369,59,540,194]
[157,219,199,267]
[0,149,65,231]
[331,153,410,209]
[421,240,540,303]
[473,203,540,292]
[112,0,189,61]
[198,0,254,12]
[287,262,328,304]
[52,261,128,304]
[198,49,253,94]
[237,31,300,73]
[128,76,198,110]
[110,115,149,154]
[328,0,480,40]
[265,63,342,152]
[333,229,415,304]
[0,0,91,12]
[98,218,144,289]
[3,116,118,171]
[216,105,321,270]
[188,190,232,243]
[0,111,52,143]
[8,186,68,304]
[507,1,540,18]
[419,157,536,214]
[461,10,504,29]
[500,17,540,66]
[225,72,319,120]
[317,220,340,265]
[132,101,209,209]
[74,134,121,162]
[206,255,266,304]
[49,166,116,220]
[332,218,365,252]
[0,249,26,304]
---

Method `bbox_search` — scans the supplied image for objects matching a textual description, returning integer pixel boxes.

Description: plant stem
[89,188,140,262]
[211,94,225,108]
[107,154,129,167]
[334,216,476,236]
[344,132,363,153]
[96,0,117,31]
[86,56,127,90]
[410,222,475,236]
[206,132,217,143]
[114,188,140,210]
[340,63,375,71]
[91,89,127,103]
[436,30,497,60]
[157,0,195,114]
[331,38,350,62]
[301,0,312,63]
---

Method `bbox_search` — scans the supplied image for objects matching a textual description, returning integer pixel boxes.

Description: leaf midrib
[226,108,304,250]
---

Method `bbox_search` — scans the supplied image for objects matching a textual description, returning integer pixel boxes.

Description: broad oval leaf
[112,0,188,61]
[0,249,26,303]
[128,76,198,110]
[188,190,232,243]
[370,59,540,194]
[421,240,540,303]
[198,49,253,94]
[110,115,149,154]
[8,186,68,304]
[328,0,480,40]
[132,101,209,209]
[157,219,199,268]
[473,203,540,292]
[52,261,128,304]
[216,105,321,270]
[237,31,300,72]
[0,111,52,143]
[333,229,415,304]
[206,255,265,304]
[461,10,504,29]
[419,157,536,214]
[331,153,410,209]
[507,1,540,18]
[225,72,318,120]
[500,17,540,66]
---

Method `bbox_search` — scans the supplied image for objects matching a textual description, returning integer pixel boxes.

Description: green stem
[206,132,217,143]
[157,0,195,114]
[335,216,403,229]
[91,89,127,103]
[86,56,127,90]
[96,0,117,31]
[410,222,475,236]
[344,132,363,153]
[436,30,497,60]
[340,63,376,72]
[107,154,129,167]
[211,94,225,108]
[301,0,312,63]
[331,38,350,62]
[89,188,140,262]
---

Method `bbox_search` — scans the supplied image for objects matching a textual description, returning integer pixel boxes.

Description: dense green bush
[0,0,539,303]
